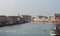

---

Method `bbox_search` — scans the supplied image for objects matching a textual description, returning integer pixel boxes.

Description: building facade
[55,14,60,36]
[33,16,49,22]
[21,15,31,22]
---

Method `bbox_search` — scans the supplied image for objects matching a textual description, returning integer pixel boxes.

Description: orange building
[54,14,60,25]
[55,14,60,36]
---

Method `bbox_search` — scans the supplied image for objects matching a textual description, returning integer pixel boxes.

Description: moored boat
[50,28,56,36]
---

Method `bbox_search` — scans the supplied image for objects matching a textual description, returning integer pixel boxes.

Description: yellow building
[48,16,55,22]
[33,16,56,22]
[33,16,49,22]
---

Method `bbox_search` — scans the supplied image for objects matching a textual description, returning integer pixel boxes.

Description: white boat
[50,28,56,36]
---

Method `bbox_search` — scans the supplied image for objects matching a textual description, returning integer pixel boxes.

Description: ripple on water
[0,22,55,36]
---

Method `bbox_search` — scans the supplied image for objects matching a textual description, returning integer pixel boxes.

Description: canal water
[0,22,55,36]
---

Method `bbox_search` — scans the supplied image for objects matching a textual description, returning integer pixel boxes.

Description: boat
[50,28,56,36]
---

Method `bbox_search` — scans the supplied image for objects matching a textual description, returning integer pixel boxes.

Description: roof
[55,14,60,16]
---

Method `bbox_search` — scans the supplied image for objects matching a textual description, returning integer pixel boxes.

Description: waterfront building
[0,15,7,25]
[21,15,31,22]
[33,17,41,22]
[6,16,15,24]
[33,16,49,22]
[55,14,60,25]
[54,14,60,36]
[31,17,35,21]
[6,16,23,24]
[40,16,48,21]
[48,16,55,22]
[0,15,26,26]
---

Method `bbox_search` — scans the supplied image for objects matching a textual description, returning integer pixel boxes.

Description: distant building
[6,16,23,24]
[33,16,48,22]
[21,15,31,22]
[0,15,7,25]
[31,17,34,21]
[48,16,55,22]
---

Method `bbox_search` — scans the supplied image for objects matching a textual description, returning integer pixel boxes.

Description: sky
[0,0,60,16]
